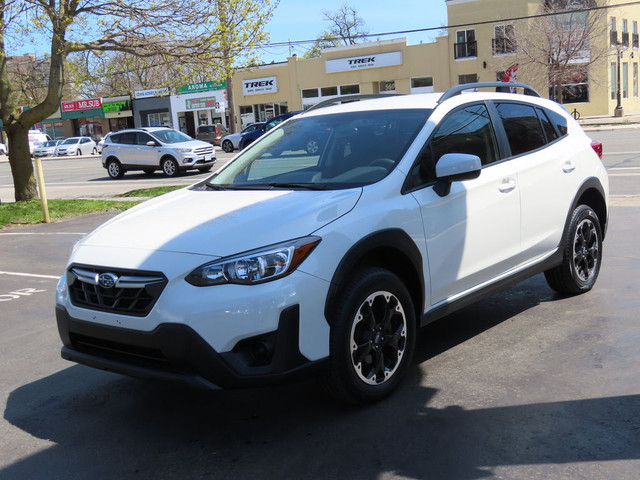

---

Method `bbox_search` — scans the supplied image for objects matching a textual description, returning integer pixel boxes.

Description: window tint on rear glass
[495,103,546,156]
[545,109,569,136]
[537,108,559,143]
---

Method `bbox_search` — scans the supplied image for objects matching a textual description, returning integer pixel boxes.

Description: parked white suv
[55,83,608,404]
[101,127,215,178]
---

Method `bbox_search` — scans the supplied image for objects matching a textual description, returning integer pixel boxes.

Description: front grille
[68,266,167,317]
[194,145,214,156]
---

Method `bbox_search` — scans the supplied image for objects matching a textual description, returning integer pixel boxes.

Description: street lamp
[614,41,628,117]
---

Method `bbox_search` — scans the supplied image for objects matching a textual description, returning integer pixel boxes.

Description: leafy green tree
[0,0,276,201]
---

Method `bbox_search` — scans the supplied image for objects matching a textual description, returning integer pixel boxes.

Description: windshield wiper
[262,182,329,190]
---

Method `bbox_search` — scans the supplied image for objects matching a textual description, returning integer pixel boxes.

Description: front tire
[545,205,603,294]
[326,268,416,404]
[162,158,180,177]
[106,159,125,179]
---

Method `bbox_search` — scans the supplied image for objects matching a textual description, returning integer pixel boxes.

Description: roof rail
[437,82,541,104]
[304,93,405,113]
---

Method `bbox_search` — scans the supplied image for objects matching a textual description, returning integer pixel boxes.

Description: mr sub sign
[325,51,403,74]
[242,76,278,95]
[61,98,102,112]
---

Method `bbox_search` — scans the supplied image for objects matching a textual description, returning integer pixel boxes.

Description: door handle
[562,161,576,173]
[499,177,517,193]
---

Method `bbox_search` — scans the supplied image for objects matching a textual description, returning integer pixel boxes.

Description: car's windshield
[150,129,193,144]
[42,141,58,147]
[61,138,79,145]
[206,109,431,190]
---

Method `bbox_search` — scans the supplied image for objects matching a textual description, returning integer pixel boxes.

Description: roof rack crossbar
[437,82,541,104]
[304,93,405,113]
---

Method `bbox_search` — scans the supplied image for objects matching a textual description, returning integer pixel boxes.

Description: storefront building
[169,81,229,137]
[102,95,134,133]
[60,98,105,140]
[232,0,640,121]
[133,88,172,128]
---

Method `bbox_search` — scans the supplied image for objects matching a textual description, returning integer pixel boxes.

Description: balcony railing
[610,30,618,46]
[492,37,517,55]
[454,41,478,59]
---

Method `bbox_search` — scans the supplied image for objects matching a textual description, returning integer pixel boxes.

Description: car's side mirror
[146,141,157,147]
[433,153,482,197]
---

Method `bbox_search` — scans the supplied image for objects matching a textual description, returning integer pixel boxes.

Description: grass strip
[118,185,187,197]
[1,199,139,229]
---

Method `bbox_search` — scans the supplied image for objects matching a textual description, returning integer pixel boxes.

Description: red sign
[61,98,102,112]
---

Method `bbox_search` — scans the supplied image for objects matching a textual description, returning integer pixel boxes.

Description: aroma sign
[61,98,102,112]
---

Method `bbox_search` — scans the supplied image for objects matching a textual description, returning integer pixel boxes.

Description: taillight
[590,141,603,160]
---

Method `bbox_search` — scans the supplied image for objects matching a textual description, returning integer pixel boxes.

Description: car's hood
[164,139,211,149]
[79,187,361,257]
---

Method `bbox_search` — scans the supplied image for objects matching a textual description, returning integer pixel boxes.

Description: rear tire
[162,158,180,177]
[325,268,416,404]
[222,140,234,153]
[106,159,125,179]
[544,205,603,294]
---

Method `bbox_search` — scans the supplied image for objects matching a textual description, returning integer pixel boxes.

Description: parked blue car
[238,112,300,150]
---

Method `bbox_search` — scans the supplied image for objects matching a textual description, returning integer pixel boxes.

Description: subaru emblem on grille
[97,272,118,289]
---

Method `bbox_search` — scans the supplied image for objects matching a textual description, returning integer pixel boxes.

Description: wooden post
[33,156,50,223]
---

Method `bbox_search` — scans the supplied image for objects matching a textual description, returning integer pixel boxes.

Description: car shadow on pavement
[4,274,639,480]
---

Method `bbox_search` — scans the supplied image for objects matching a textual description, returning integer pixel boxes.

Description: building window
[458,73,478,84]
[623,62,629,98]
[550,70,589,103]
[339,84,360,95]
[379,80,396,93]
[633,62,638,97]
[622,19,629,47]
[611,62,617,100]
[493,25,516,55]
[610,17,618,45]
[633,21,639,49]
[147,112,170,127]
[302,89,319,98]
[321,86,338,96]
[411,77,434,94]
[455,29,477,59]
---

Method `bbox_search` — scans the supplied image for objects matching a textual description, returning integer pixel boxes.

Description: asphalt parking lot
[1,197,639,478]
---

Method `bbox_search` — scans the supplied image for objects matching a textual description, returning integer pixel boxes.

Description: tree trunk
[226,76,236,133]
[6,125,37,202]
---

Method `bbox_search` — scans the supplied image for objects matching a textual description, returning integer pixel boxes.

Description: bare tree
[305,3,369,58]
[0,0,277,201]
[499,0,609,103]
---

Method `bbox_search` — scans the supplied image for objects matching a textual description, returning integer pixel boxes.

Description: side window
[536,108,559,143]
[409,104,498,187]
[137,133,155,145]
[266,117,286,131]
[118,132,136,145]
[495,103,546,156]
[544,108,569,136]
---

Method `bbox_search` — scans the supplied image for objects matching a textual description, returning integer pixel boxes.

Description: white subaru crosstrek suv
[101,127,216,178]
[56,83,608,404]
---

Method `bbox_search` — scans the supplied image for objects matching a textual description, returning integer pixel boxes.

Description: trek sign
[325,51,403,74]
[242,76,278,95]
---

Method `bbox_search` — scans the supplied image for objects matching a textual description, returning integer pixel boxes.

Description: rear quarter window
[495,102,547,156]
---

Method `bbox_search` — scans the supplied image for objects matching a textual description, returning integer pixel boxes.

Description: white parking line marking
[0,271,60,280]
[0,232,86,236]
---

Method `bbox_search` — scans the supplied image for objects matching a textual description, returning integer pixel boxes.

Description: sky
[258,0,449,63]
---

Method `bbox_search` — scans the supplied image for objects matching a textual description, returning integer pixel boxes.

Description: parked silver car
[55,137,97,156]
[220,122,265,153]
[33,139,63,157]
[101,127,216,178]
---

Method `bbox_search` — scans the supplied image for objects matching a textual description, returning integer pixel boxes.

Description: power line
[261,0,640,49]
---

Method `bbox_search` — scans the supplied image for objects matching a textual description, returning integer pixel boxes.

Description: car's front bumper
[56,304,327,389]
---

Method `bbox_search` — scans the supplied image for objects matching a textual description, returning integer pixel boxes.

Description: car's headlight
[175,148,193,153]
[185,236,321,286]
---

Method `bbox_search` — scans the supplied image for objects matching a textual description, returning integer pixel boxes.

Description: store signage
[185,96,220,110]
[242,76,278,95]
[61,98,102,112]
[177,80,226,94]
[102,100,131,113]
[325,51,403,74]
[134,87,170,99]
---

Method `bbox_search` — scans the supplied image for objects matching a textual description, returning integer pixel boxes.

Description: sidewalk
[578,111,640,131]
